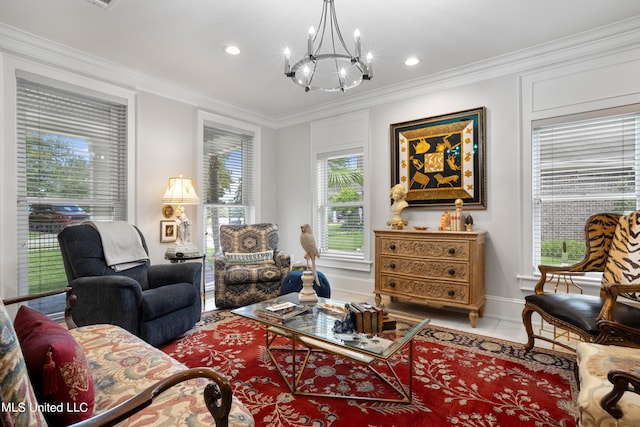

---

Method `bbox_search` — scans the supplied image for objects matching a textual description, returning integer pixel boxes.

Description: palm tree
[328,156,364,232]
[328,157,363,191]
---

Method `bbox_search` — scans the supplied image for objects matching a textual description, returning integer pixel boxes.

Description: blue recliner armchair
[58,223,202,347]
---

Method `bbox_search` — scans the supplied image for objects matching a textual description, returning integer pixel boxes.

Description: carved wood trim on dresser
[374,229,486,327]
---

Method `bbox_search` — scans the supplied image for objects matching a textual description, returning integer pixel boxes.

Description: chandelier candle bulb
[366,52,373,79]
[284,48,291,75]
[307,26,315,57]
[354,29,361,58]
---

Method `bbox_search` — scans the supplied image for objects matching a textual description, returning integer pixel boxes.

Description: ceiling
[1,0,640,122]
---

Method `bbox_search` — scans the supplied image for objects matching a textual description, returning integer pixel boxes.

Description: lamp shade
[161,176,200,205]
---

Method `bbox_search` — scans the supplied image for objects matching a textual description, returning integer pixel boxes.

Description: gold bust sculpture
[387,184,409,230]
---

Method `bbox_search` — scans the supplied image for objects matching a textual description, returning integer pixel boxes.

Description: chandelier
[284,0,373,92]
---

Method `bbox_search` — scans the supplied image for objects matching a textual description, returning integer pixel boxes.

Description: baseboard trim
[328,273,526,325]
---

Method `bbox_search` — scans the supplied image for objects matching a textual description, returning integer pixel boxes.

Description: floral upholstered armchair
[214,223,290,308]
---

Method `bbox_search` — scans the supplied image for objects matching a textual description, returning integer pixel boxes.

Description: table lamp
[162,175,201,257]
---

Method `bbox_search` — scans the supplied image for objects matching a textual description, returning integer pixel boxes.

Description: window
[200,117,256,288]
[16,75,129,314]
[310,111,370,270]
[315,150,365,260]
[532,109,639,268]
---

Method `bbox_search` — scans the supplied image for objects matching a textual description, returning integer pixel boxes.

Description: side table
[165,253,207,308]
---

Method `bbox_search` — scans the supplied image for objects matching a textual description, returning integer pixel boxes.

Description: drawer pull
[389,262,396,269]
[448,289,455,297]
[448,268,455,275]
[448,247,456,255]
[389,281,396,288]
[389,244,396,250]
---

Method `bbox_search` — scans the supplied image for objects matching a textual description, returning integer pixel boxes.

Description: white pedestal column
[299,271,318,302]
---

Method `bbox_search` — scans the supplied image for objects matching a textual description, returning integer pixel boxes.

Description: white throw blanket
[84,221,149,271]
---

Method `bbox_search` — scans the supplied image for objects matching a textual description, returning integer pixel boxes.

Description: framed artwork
[390,106,486,209]
[160,220,177,242]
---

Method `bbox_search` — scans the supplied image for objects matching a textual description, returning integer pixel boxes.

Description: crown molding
[1,16,640,130]
[274,15,640,128]
[0,24,277,128]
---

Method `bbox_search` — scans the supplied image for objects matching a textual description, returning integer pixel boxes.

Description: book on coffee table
[255,301,309,322]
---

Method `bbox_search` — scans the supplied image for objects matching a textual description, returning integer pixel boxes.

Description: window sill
[517,273,603,295]
[317,256,372,273]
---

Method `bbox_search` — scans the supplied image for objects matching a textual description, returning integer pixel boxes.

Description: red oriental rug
[161,310,578,427]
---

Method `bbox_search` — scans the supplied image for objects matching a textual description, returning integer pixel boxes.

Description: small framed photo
[160,220,177,243]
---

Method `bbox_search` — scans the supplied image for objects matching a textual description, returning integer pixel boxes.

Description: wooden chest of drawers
[374,229,486,327]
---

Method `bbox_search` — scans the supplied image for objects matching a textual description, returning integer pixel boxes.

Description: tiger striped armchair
[522,211,640,352]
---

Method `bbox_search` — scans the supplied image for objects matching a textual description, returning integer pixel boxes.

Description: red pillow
[14,306,94,425]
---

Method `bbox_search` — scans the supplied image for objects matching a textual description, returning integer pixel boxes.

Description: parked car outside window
[29,203,90,232]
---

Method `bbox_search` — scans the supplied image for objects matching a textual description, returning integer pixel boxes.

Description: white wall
[275,44,640,323]
[257,126,279,224]
[274,122,313,267]
[0,52,282,297]
[136,91,198,264]
[275,74,525,321]
[518,48,640,293]
[372,76,522,311]
[0,49,277,297]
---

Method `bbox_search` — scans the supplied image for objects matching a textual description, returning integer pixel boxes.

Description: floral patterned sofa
[0,290,254,427]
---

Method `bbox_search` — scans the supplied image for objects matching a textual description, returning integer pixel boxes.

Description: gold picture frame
[160,220,177,243]
[390,107,486,209]
[162,204,174,218]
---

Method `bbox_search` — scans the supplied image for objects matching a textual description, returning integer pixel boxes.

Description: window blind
[16,76,128,313]
[316,151,364,259]
[202,124,255,260]
[532,111,639,267]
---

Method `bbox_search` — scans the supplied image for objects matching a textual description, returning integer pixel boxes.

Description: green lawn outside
[540,239,585,266]
[28,248,67,293]
[327,224,363,251]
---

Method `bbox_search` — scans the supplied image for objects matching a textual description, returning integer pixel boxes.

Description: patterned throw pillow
[14,306,94,425]
[225,250,274,265]
[0,300,47,427]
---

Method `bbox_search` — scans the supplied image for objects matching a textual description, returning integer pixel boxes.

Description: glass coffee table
[232,293,429,403]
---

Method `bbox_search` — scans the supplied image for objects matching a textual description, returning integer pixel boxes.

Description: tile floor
[204,288,572,353]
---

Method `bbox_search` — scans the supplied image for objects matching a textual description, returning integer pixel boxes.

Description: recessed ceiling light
[405,57,420,66]
[224,45,241,56]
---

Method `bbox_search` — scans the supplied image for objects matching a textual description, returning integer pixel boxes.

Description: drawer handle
[448,247,456,255]
[389,281,396,288]
[389,262,396,269]
[448,289,455,297]
[448,268,455,275]
[389,244,396,250]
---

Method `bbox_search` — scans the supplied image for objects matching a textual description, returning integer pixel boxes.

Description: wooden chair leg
[522,305,536,351]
